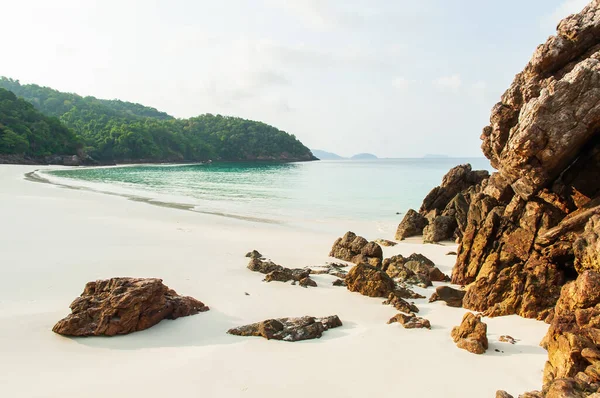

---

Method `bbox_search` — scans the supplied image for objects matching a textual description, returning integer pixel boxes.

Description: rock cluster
[227,315,342,342]
[329,231,383,267]
[247,256,317,287]
[395,165,489,242]
[451,312,488,355]
[383,292,420,314]
[449,0,600,322]
[52,277,209,336]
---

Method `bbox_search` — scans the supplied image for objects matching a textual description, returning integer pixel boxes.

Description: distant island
[311,149,345,160]
[0,77,316,165]
[350,153,378,160]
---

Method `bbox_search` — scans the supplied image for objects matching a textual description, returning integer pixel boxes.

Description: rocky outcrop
[387,313,431,329]
[383,292,420,314]
[447,1,600,321]
[227,315,342,341]
[345,263,395,297]
[429,286,466,308]
[382,253,448,286]
[52,278,209,336]
[329,231,383,267]
[395,165,490,242]
[451,312,488,355]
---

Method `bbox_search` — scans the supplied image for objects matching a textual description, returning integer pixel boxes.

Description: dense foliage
[0,88,80,157]
[0,77,314,162]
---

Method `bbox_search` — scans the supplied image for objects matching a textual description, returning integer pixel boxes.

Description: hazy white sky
[0,0,590,157]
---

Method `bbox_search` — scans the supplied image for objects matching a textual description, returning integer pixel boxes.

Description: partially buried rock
[52,277,209,336]
[299,277,317,288]
[332,278,346,287]
[383,292,419,314]
[248,257,311,284]
[451,312,488,354]
[227,315,342,342]
[329,231,383,267]
[495,392,514,398]
[388,313,431,329]
[375,238,397,247]
[446,251,457,256]
[499,335,517,344]
[345,263,395,298]
[429,286,466,308]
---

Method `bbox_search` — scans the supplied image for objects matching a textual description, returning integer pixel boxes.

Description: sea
[42,158,493,237]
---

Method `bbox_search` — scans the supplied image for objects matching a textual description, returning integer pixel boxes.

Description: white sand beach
[0,165,549,398]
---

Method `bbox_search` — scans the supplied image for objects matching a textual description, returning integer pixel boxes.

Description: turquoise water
[46,158,492,233]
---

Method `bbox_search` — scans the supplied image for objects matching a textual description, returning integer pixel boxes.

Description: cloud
[433,74,462,90]
[540,0,589,32]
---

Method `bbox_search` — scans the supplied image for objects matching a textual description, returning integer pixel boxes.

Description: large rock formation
[52,278,209,336]
[395,165,489,242]
[449,0,600,321]
[329,231,383,267]
[227,315,342,341]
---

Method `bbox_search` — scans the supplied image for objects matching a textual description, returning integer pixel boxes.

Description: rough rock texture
[449,1,600,321]
[574,215,600,273]
[451,312,488,355]
[52,278,209,336]
[245,250,263,259]
[387,313,431,329]
[375,238,397,247]
[247,257,311,284]
[383,292,419,314]
[496,391,514,398]
[329,231,383,267]
[227,315,342,342]
[395,209,429,240]
[395,165,490,242]
[382,253,448,285]
[429,286,466,308]
[345,263,395,298]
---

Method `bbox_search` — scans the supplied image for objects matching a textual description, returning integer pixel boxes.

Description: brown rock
[574,215,600,273]
[332,278,346,287]
[429,286,466,308]
[52,278,209,336]
[375,239,397,247]
[248,257,310,283]
[245,250,263,259]
[423,215,457,243]
[227,315,342,342]
[383,292,419,314]
[451,312,488,354]
[387,313,431,329]
[395,209,428,240]
[495,391,514,398]
[345,263,395,298]
[499,335,517,344]
[299,277,317,288]
[329,231,383,267]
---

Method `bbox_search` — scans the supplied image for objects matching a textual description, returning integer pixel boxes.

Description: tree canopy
[0,77,314,162]
[0,88,80,157]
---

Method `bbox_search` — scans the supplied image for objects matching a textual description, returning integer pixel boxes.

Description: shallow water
[46,158,492,235]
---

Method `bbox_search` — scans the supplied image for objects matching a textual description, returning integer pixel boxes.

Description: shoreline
[0,165,548,397]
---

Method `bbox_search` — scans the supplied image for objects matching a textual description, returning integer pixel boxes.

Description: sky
[0,0,591,157]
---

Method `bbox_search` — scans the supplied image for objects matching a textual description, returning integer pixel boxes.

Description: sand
[0,165,548,397]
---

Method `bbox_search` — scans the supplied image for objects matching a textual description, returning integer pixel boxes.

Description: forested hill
[0,77,315,164]
[0,88,80,159]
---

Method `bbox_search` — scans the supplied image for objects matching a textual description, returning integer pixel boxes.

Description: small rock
[244,292,250,296]
[451,312,488,354]
[227,315,342,342]
[383,292,419,314]
[499,335,517,344]
[299,277,317,288]
[374,239,397,247]
[245,250,263,259]
[446,251,457,256]
[332,279,346,287]
[495,391,514,398]
[388,313,431,329]
[429,286,466,308]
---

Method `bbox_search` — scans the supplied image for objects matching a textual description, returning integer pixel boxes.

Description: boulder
[227,315,342,342]
[423,215,457,243]
[299,277,317,288]
[387,313,431,329]
[429,286,466,308]
[451,312,488,354]
[395,209,428,240]
[345,263,395,298]
[52,277,209,336]
[329,231,383,267]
